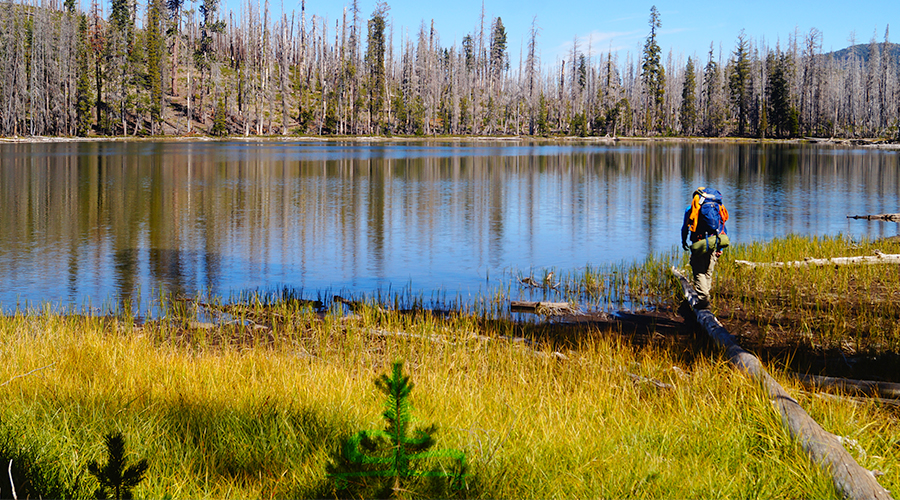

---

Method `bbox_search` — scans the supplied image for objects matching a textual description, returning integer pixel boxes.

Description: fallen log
[847,213,900,221]
[672,267,892,500]
[794,373,900,399]
[509,301,577,316]
[333,295,388,314]
[735,251,900,268]
[813,390,900,409]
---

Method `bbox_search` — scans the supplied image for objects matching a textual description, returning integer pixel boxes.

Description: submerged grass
[0,284,897,498]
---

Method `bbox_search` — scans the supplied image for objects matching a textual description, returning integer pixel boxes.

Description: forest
[0,0,898,139]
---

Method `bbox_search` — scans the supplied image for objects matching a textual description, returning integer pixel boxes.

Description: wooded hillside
[1,0,898,139]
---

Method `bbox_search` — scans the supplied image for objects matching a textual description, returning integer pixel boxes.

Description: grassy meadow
[716,234,900,353]
[0,235,898,498]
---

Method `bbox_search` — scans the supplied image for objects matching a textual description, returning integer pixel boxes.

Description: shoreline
[1,134,899,148]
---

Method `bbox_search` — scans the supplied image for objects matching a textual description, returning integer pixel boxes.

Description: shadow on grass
[0,423,76,499]
[157,396,485,499]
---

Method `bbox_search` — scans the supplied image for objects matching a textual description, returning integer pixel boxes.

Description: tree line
[1,0,898,139]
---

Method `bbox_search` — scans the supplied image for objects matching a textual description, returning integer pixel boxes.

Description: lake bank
[2,134,899,149]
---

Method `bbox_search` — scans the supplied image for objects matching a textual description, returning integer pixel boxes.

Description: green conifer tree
[641,6,665,133]
[489,17,507,85]
[766,49,795,138]
[328,361,467,498]
[680,57,697,135]
[76,14,94,136]
[146,0,163,133]
[365,2,388,134]
[211,95,227,135]
[728,31,752,136]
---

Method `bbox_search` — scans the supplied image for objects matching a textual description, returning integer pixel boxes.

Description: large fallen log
[735,251,900,268]
[672,267,892,500]
[794,373,900,399]
[847,213,900,221]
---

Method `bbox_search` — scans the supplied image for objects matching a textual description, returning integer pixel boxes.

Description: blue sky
[223,0,893,65]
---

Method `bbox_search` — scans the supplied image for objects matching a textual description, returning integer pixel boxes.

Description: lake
[1,139,897,313]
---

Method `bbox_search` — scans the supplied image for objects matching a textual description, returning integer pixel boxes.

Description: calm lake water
[1,139,898,313]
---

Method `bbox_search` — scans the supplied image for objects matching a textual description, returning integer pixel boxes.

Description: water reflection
[0,140,897,312]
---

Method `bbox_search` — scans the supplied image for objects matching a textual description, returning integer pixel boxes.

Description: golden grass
[0,296,896,498]
[1,235,899,497]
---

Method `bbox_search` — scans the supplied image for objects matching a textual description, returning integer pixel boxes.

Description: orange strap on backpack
[687,188,704,233]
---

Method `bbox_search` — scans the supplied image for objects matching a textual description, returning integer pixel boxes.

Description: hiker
[680,187,730,309]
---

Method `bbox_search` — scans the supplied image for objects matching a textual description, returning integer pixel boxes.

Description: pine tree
[211,95,227,135]
[766,49,795,138]
[87,432,149,500]
[365,2,388,133]
[75,14,93,136]
[146,0,164,133]
[524,16,539,134]
[641,5,665,133]
[328,361,466,498]
[89,0,106,132]
[728,31,751,136]
[489,17,506,87]
[680,56,697,135]
[108,0,135,134]
[702,43,724,136]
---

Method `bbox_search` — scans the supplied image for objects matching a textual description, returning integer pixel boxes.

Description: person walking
[681,187,730,309]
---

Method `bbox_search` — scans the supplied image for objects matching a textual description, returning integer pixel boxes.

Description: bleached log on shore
[735,251,900,268]
[672,267,892,500]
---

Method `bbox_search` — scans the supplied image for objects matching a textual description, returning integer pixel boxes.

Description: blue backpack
[693,188,727,236]
[688,188,730,251]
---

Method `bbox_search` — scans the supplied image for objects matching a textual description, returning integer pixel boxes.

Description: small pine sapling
[87,432,149,500]
[328,361,467,498]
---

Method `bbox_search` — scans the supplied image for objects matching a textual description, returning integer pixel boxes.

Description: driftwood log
[672,267,892,500]
[847,213,900,221]
[510,300,577,316]
[735,251,900,268]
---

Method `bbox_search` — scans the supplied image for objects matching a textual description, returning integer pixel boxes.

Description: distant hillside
[827,42,900,62]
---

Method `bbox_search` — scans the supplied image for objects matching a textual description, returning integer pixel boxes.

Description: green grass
[0,235,899,498]
[0,296,895,498]
[714,234,900,352]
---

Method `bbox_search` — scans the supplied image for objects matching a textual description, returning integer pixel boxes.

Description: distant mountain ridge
[826,42,900,62]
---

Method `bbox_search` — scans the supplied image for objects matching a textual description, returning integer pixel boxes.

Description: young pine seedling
[329,361,467,498]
